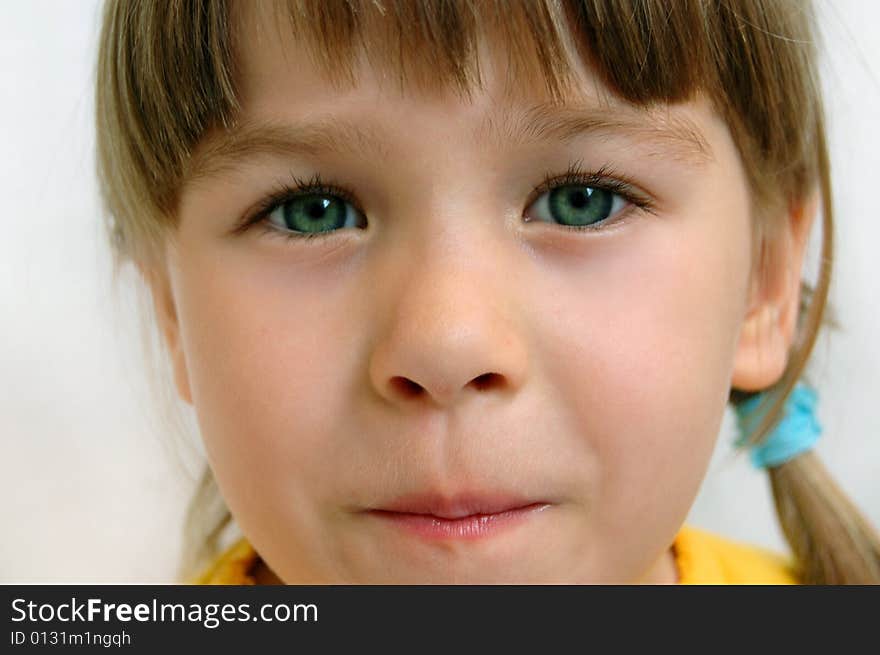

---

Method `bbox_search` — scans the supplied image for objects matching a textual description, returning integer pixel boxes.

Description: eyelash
[236,161,656,243]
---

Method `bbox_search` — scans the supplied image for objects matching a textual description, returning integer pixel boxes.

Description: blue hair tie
[733,381,822,469]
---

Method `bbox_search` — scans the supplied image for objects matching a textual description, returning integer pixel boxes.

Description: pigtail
[178,464,233,583]
[768,452,880,584]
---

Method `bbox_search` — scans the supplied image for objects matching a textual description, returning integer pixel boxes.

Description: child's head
[95,0,879,583]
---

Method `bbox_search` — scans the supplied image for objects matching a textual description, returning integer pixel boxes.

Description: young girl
[94,0,880,584]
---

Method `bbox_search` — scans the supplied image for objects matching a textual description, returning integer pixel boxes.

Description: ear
[731,190,820,391]
[137,260,194,405]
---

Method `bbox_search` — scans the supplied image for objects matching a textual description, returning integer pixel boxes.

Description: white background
[1,1,878,582]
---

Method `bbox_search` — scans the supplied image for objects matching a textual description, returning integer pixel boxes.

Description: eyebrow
[482,103,713,165]
[185,102,713,184]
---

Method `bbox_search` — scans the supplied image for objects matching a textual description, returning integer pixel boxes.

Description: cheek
[533,206,750,531]
[170,245,355,521]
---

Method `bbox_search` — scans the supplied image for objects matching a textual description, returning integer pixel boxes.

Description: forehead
[189,1,716,182]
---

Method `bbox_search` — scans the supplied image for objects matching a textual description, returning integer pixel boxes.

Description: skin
[146,8,817,583]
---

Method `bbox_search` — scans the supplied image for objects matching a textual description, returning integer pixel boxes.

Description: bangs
[264,0,706,103]
[260,0,584,102]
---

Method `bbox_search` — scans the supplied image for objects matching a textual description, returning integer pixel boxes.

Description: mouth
[365,492,552,540]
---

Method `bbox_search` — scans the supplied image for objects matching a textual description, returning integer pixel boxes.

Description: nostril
[390,376,424,398]
[472,373,499,390]
[388,374,500,401]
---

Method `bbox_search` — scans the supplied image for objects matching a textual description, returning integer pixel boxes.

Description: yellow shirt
[194,523,799,585]
[672,524,798,584]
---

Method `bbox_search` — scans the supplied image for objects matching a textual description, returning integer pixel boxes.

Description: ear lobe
[730,190,819,392]
[137,262,194,406]
[731,303,788,391]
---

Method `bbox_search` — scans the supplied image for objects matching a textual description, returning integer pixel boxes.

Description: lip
[378,491,544,519]
[366,492,551,540]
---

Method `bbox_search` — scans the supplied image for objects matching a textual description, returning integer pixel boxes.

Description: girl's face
[158,9,762,583]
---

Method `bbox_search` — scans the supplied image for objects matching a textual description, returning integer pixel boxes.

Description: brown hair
[95,0,880,583]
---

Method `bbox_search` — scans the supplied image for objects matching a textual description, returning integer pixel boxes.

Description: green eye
[528,185,627,229]
[267,193,362,235]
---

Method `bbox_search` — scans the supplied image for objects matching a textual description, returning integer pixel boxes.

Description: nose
[367,229,529,410]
